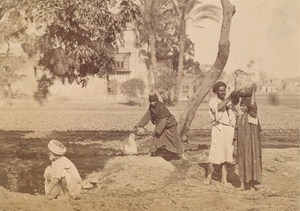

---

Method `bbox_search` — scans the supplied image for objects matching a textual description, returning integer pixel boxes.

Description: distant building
[258,78,283,93]
[179,64,216,101]
[108,25,148,97]
[0,25,149,103]
[283,78,300,93]
[178,71,235,101]
[179,76,198,101]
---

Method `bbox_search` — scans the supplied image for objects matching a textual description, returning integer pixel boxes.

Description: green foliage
[134,0,170,44]
[154,62,177,105]
[175,0,220,28]
[0,57,27,100]
[135,1,197,89]
[155,62,177,90]
[120,78,146,105]
[156,32,195,72]
[1,0,139,86]
[33,74,54,105]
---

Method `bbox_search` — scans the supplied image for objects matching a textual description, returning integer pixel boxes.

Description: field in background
[0,94,299,131]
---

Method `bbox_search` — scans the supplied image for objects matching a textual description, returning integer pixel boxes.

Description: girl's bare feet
[254,184,262,191]
[236,182,245,191]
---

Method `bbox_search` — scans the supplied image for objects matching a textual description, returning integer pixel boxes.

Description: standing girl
[237,85,262,190]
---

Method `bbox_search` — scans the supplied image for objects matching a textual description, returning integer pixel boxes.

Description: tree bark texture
[149,32,157,90]
[178,0,235,138]
[174,15,186,103]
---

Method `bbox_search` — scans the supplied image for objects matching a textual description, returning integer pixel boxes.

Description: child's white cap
[48,139,66,155]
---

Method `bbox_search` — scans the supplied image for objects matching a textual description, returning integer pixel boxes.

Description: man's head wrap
[48,139,66,155]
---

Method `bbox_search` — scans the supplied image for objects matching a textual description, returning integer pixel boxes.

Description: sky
[187,0,300,79]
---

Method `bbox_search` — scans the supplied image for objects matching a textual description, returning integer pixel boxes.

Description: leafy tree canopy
[136,4,197,80]
[0,56,27,100]
[0,0,139,86]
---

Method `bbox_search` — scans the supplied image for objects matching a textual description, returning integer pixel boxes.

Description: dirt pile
[0,149,299,211]
[86,156,175,195]
[0,186,74,211]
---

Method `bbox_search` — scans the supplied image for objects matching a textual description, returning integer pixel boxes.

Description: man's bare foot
[203,177,212,185]
[221,181,234,189]
[221,178,228,185]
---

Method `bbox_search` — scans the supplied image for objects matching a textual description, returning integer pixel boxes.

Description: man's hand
[46,193,52,200]
[230,91,239,99]
[133,125,139,130]
[151,131,158,138]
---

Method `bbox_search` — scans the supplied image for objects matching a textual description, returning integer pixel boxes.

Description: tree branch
[178,0,235,138]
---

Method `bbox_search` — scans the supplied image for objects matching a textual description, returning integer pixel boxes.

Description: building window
[114,53,130,74]
[116,61,124,69]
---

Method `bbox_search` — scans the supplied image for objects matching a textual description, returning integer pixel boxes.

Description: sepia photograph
[0,0,299,210]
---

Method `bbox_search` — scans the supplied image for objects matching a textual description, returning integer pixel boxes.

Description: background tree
[138,5,199,103]
[154,61,177,105]
[120,78,146,106]
[178,0,235,139]
[154,9,197,104]
[0,57,27,104]
[247,59,255,73]
[133,0,172,89]
[0,7,29,104]
[0,0,141,104]
[33,74,53,105]
[172,0,220,102]
[1,0,139,84]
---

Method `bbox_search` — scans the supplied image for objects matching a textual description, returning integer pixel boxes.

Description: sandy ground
[0,99,299,210]
[0,147,299,211]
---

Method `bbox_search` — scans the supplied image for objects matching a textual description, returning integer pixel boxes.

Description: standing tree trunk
[149,32,157,90]
[5,40,12,105]
[174,15,186,103]
[145,40,154,91]
[178,0,235,138]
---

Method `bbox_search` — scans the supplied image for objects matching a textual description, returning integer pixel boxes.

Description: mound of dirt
[0,149,299,211]
[0,185,11,200]
[87,156,175,195]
